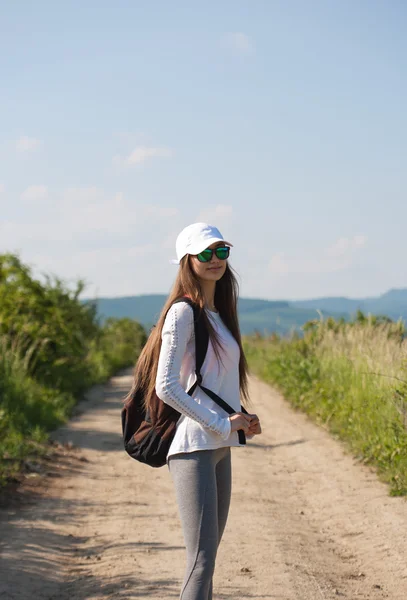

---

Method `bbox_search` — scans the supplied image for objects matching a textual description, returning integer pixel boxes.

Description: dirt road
[1,370,407,600]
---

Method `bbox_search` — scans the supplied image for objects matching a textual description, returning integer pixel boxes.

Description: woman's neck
[200,280,217,311]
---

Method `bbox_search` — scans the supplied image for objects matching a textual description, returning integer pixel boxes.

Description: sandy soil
[1,369,407,600]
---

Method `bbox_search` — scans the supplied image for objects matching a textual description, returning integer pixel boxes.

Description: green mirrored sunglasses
[195,246,230,263]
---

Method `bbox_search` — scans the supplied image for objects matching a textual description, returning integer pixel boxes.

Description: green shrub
[87,317,147,382]
[0,253,147,486]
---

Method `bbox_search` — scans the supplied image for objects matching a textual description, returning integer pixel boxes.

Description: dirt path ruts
[1,370,407,599]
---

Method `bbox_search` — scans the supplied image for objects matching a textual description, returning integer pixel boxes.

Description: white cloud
[25,243,161,298]
[52,189,179,236]
[144,205,179,218]
[353,234,368,247]
[221,32,254,55]
[54,244,156,269]
[113,146,173,168]
[326,235,367,258]
[0,183,4,193]
[57,188,135,235]
[1,188,180,251]
[16,136,42,152]
[197,204,233,224]
[269,253,289,275]
[21,185,48,202]
[270,235,368,275]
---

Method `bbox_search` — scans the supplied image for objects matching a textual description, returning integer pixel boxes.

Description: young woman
[135,222,261,600]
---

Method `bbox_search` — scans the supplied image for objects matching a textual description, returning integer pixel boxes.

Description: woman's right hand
[229,412,252,433]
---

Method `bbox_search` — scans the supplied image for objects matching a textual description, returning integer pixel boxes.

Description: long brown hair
[125,255,250,408]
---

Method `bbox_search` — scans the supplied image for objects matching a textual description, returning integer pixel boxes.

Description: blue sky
[1,1,406,300]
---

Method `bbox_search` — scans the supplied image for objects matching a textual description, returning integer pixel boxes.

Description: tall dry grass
[244,315,407,495]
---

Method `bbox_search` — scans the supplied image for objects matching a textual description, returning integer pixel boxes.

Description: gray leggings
[168,447,232,600]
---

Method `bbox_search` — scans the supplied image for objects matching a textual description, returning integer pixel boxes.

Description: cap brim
[169,258,180,265]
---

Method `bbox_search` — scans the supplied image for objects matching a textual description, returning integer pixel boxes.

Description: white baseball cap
[170,222,233,264]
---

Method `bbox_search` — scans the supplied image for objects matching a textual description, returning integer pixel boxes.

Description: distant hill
[84,288,407,336]
[85,294,344,336]
[237,299,346,336]
[83,289,407,335]
[93,295,166,326]
[291,288,407,324]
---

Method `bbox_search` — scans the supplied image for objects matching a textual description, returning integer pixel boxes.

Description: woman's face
[189,242,229,283]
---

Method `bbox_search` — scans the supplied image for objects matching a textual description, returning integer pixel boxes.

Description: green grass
[244,316,407,496]
[0,339,75,485]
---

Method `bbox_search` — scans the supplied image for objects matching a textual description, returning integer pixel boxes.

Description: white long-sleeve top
[155,301,245,460]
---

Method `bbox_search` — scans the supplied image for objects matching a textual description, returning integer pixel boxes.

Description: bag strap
[172,297,247,445]
[172,296,208,378]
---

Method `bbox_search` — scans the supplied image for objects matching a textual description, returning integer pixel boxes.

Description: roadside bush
[0,253,146,486]
[88,317,146,382]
